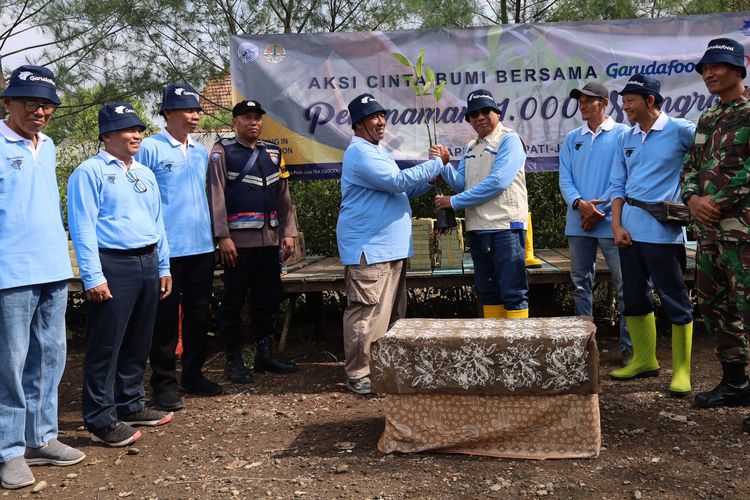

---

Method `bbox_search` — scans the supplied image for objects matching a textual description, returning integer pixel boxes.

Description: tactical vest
[222,138,282,230]
[464,125,528,231]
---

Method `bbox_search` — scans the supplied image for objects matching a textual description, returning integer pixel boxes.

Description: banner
[230,13,750,179]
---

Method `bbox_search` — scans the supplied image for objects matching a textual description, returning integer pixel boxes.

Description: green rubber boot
[610,313,660,380]
[669,322,693,397]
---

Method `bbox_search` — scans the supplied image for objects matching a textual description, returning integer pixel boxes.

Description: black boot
[224,352,253,384]
[695,363,750,408]
[254,336,297,374]
[743,415,750,433]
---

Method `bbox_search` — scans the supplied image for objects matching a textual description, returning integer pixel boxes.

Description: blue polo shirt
[0,121,72,290]
[559,117,630,238]
[135,130,214,258]
[337,136,444,265]
[67,150,170,290]
[609,113,695,244]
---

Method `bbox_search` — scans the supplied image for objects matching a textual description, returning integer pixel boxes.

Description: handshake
[428,144,451,165]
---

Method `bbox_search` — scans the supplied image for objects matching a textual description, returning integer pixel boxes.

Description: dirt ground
[4,322,750,500]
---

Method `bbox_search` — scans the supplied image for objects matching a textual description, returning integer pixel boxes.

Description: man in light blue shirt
[559,81,632,363]
[608,74,695,398]
[136,83,220,411]
[68,103,173,447]
[337,93,449,395]
[0,65,85,490]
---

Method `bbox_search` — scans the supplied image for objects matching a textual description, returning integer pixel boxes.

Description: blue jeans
[0,281,68,461]
[568,236,631,352]
[468,230,528,311]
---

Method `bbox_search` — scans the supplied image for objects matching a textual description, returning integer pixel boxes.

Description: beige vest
[463,124,528,231]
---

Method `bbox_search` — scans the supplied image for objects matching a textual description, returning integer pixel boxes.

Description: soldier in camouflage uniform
[682,38,750,430]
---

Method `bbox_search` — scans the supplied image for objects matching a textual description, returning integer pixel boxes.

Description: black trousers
[83,250,159,431]
[619,241,693,325]
[218,246,281,354]
[149,252,214,394]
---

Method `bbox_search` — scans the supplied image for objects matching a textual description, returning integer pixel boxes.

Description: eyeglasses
[125,169,148,193]
[19,100,58,114]
[468,108,493,120]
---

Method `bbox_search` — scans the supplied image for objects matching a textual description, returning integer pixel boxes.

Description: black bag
[626,197,690,226]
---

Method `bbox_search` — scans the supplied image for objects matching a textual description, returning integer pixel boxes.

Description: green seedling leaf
[425,67,435,85]
[435,81,447,102]
[392,52,412,67]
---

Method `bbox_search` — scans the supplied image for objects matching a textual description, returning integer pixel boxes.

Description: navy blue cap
[98,102,147,140]
[158,83,202,114]
[1,65,61,105]
[618,74,663,104]
[232,99,266,117]
[347,93,386,125]
[696,38,747,78]
[465,89,501,122]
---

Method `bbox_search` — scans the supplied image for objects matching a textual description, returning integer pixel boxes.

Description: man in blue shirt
[136,84,220,412]
[0,66,85,490]
[559,81,632,364]
[337,93,449,395]
[436,89,529,319]
[68,103,174,447]
[608,74,695,398]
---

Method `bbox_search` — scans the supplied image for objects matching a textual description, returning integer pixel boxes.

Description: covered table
[371,317,601,459]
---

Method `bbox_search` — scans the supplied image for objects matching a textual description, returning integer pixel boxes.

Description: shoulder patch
[279,157,289,178]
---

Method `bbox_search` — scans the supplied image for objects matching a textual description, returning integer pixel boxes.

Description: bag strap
[227,146,262,194]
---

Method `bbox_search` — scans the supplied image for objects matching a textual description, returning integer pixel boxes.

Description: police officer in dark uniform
[208,100,298,383]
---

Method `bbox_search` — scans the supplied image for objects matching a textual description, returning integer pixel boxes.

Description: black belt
[99,243,156,256]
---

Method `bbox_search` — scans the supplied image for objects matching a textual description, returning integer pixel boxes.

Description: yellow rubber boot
[483,305,505,318]
[669,322,693,397]
[505,308,529,319]
[525,213,542,268]
[610,312,660,380]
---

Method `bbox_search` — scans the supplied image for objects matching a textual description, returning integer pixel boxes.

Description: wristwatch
[572,197,582,210]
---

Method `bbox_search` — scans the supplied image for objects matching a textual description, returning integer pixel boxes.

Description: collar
[581,116,615,136]
[632,112,668,135]
[0,120,49,145]
[475,122,505,143]
[352,135,380,148]
[98,148,140,170]
[161,128,193,148]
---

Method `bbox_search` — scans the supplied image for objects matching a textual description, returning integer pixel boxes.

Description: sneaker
[180,376,223,396]
[152,391,184,411]
[25,439,86,466]
[0,456,34,489]
[90,421,141,447]
[119,408,173,427]
[346,376,372,395]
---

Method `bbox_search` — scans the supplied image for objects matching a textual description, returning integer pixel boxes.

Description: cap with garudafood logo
[618,74,663,104]
[569,81,609,100]
[465,89,502,121]
[98,102,147,140]
[1,65,61,105]
[347,93,387,125]
[158,83,202,114]
[696,38,747,78]
[232,100,267,117]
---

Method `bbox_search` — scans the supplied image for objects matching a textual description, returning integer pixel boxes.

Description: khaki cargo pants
[343,256,407,380]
